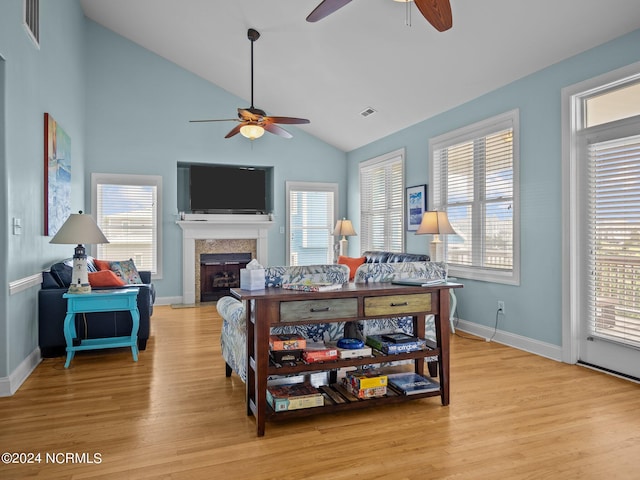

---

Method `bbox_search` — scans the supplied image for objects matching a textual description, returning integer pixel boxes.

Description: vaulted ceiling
[80,0,640,152]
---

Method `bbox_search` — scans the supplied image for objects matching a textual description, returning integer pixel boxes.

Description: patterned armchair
[217,264,350,382]
[217,261,448,382]
[351,261,448,343]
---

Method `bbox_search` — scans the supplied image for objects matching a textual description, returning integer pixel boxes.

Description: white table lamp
[50,211,110,294]
[333,218,357,257]
[415,211,456,263]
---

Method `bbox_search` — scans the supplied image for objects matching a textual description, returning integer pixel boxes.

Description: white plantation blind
[93,174,161,274]
[431,110,519,284]
[287,182,337,265]
[587,134,640,347]
[360,150,404,253]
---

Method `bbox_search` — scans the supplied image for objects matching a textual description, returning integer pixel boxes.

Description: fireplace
[177,214,273,305]
[200,253,251,302]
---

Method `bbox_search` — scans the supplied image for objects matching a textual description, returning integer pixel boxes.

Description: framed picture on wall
[44,113,71,237]
[406,184,427,231]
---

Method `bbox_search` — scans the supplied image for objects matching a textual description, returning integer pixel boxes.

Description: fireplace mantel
[177,214,273,304]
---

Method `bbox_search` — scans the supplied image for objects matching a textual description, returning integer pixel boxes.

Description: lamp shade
[50,212,109,245]
[333,218,357,237]
[415,211,456,235]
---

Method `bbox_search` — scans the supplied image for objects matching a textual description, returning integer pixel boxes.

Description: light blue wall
[0,0,86,379]
[83,21,347,298]
[347,28,640,347]
[1,0,638,388]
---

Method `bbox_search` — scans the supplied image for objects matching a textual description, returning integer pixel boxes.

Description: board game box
[269,334,307,351]
[345,370,388,390]
[266,383,325,412]
[302,348,338,363]
[387,372,440,395]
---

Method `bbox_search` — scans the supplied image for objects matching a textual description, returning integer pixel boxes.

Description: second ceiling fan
[307,0,453,32]
[190,28,310,140]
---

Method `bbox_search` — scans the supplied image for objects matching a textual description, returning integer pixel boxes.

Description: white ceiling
[79,0,640,152]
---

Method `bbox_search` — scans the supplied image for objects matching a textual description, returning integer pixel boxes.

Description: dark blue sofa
[38,258,156,358]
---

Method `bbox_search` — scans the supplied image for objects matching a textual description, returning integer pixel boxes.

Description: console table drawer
[364,293,432,316]
[280,298,358,322]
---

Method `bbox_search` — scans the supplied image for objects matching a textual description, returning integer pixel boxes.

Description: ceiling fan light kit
[189,28,310,141]
[240,123,265,140]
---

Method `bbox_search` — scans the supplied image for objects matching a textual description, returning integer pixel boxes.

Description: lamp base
[68,283,91,294]
[430,235,443,263]
[338,237,349,257]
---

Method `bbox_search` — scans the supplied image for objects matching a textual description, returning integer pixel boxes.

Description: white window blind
[92,174,162,276]
[587,134,640,348]
[431,110,519,284]
[287,182,337,266]
[360,150,404,253]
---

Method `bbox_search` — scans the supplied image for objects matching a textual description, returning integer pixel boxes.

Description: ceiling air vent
[360,107,377,118]
[23,0,39,48]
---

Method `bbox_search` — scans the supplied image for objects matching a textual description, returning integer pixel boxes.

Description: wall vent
[23,0,40,48]
[360,107,377,118]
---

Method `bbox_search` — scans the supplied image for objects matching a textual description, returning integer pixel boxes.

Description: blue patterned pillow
[109,259,143,284]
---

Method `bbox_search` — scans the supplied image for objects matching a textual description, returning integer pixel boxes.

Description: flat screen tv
[189,164,268,214]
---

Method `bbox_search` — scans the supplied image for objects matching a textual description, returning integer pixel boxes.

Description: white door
[578,121,640,378]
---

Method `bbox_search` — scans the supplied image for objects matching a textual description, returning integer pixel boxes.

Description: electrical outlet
[497,301,505,314]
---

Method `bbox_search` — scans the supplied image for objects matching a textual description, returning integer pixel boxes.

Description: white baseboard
[155,296,183,306]
[0,348,42,397]
[455,318,563,362]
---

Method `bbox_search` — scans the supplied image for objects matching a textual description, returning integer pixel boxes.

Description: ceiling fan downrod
[247,28,260,110]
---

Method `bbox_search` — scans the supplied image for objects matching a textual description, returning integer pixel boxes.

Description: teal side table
[63,288,140,368]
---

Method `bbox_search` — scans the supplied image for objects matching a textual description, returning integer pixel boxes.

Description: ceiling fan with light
[307,0,453,32]
[190,28,310,140]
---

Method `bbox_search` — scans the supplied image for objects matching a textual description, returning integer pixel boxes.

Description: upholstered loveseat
[217,257,447,382]
[38,257,156,357]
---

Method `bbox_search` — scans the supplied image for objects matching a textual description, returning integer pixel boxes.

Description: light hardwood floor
[1,305,639,479]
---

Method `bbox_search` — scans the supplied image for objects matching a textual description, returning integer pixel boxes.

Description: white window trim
[91,173,163,279]
[561,60,640,364]
[285,181,339,266]
[359,148,406,253]
[429,109,520,285]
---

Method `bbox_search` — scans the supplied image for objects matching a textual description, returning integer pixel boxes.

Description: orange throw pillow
[338,255,366,281]
[93,259,111,271]
[88,270,126,287]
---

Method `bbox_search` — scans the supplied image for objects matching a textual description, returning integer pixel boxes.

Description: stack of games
[365,333,427,354]
[343,370,388,399]
[302,341,338,363]
[334,337,372,359]
[387,372,440,395]
[266,383,324,412]
[269,334,306,364]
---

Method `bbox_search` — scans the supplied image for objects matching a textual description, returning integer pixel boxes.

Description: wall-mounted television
[181,163,272,214]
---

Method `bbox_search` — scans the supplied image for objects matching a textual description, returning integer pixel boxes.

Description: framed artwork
[406,184,427,231]
[44,113,71,236]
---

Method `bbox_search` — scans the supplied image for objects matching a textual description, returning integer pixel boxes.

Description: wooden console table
[232,281,462,436]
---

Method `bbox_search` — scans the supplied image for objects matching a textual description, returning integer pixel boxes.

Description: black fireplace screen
[200,252,252,302]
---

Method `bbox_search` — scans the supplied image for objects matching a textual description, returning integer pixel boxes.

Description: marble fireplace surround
[177,214,273,305]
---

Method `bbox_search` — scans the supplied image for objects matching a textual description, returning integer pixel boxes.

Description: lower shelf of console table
[232,281,462,436]
[265,383,442,422]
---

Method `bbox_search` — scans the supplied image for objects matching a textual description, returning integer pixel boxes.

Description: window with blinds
[286,182,337,265]
[359,149,404,253]
[92,174,162,276]
[587,134,640,347]
[431,110,520,284]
